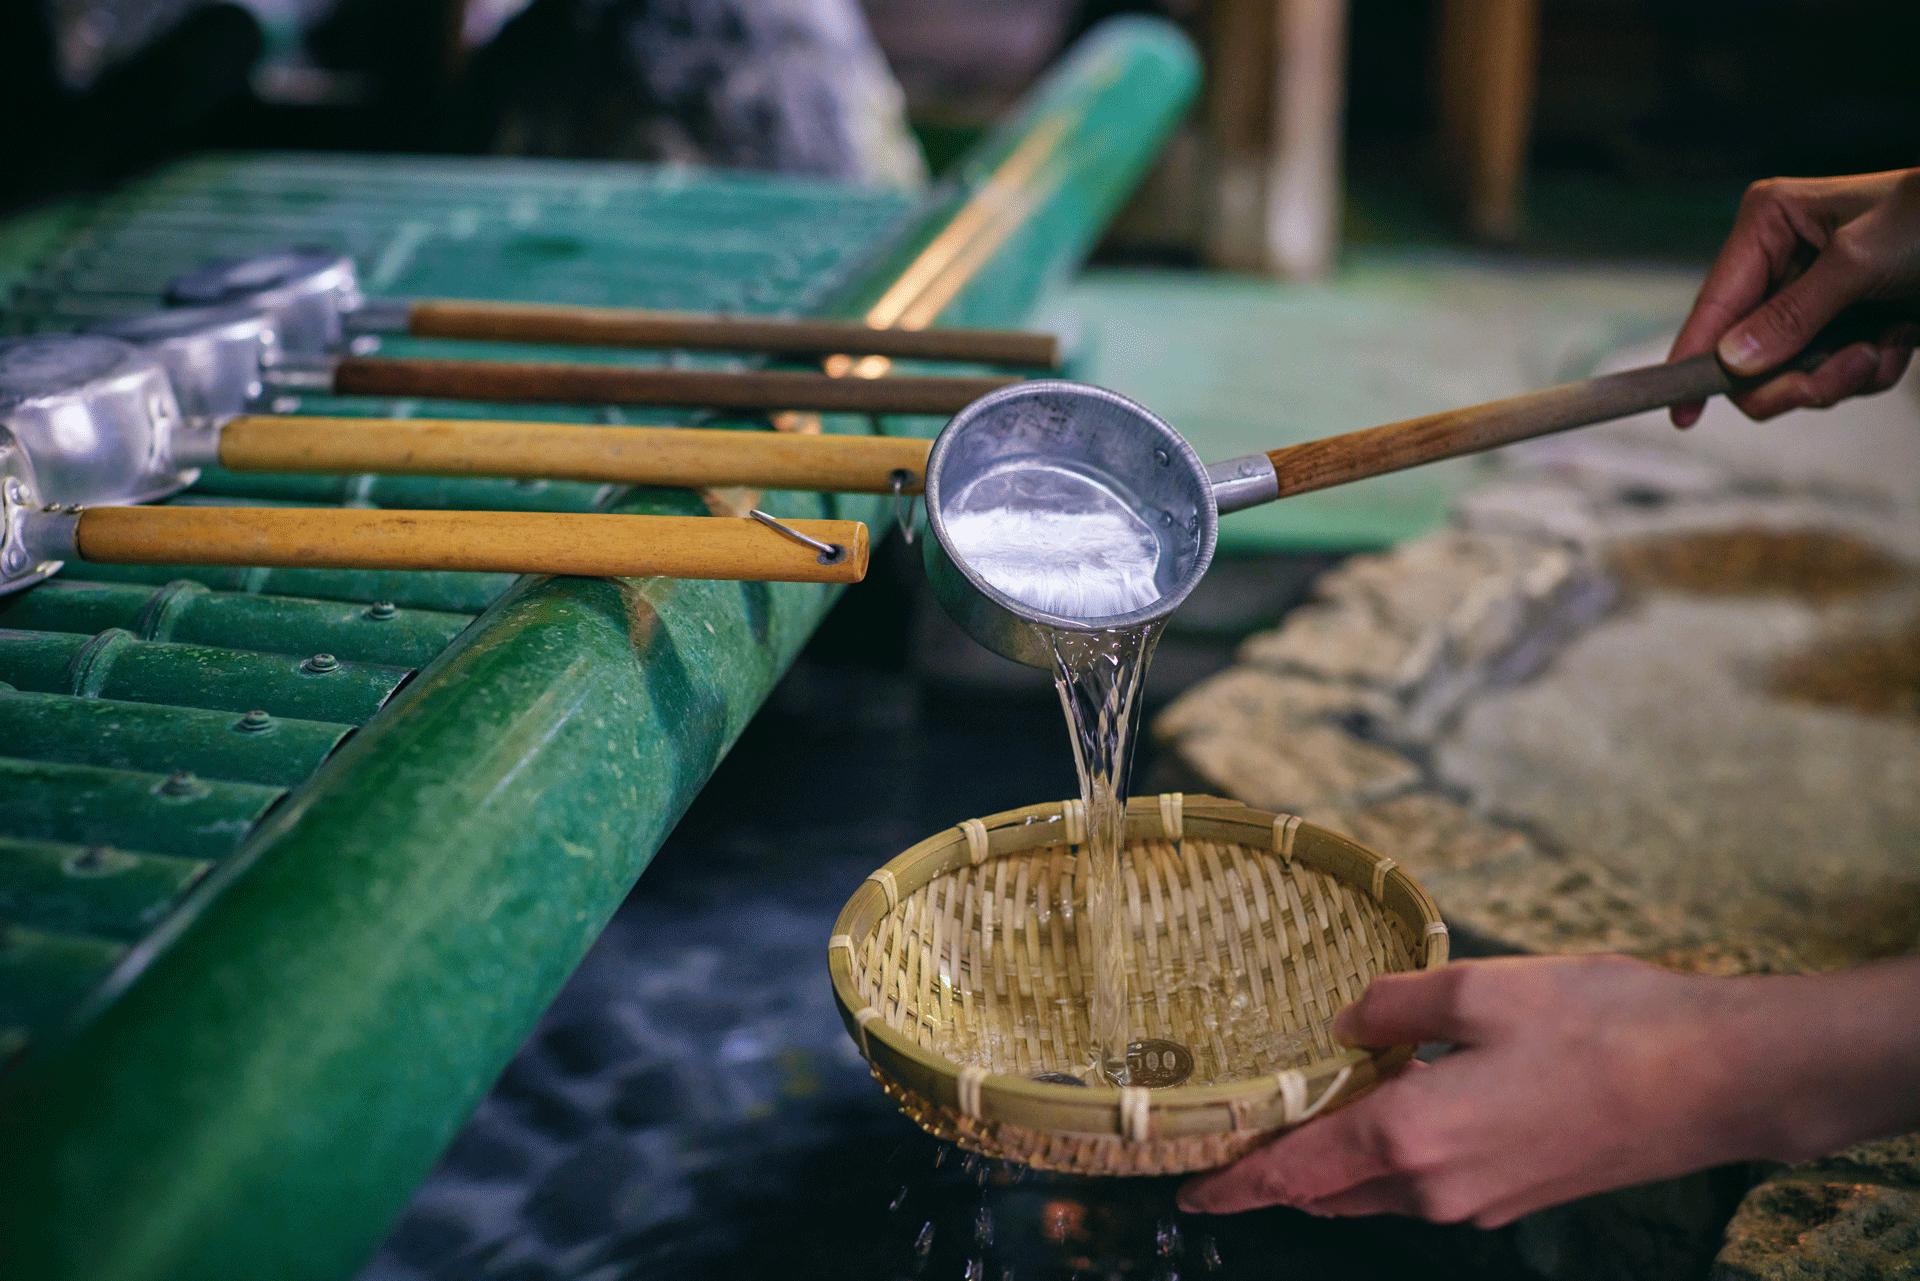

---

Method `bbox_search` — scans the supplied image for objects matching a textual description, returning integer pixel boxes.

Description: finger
[1294,1174,1441,1221]
[1730,343,1881,420]
[1333,966,1483,1049]
[1716,248,1864,376]
[1177,1083,1409,1214]
[1668,192,1809,364]
[1869,342,1914,393]
[1670,399,1704,430]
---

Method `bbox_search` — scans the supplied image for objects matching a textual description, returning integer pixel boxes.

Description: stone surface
[1154,666,1393,743]
[1237,531,1586,699]
[1433,593,1920,958]
[1424,851,1707,957]
[1311,792,1536,880]
[1171,722,1421,813]
[1712,1177,1920,1280]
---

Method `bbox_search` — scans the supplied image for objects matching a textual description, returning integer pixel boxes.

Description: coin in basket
[1126,1039,1193,1087]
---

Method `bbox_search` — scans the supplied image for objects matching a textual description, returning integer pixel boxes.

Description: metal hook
[749,508,845,565]
[889,468,918,545]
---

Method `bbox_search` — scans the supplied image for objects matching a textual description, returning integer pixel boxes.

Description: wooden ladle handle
[72,506,869,584]
[405,299,1061,368]
[329,356,1017,416]
[216,417,934,494]
[1263,305,1920,499]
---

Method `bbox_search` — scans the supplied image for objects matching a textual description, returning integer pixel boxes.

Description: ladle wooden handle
[1263,306,1920,498]
[216,417,933,493]
[330,356,1018,416]
[73,507,869,583]
[405,300,1060,368]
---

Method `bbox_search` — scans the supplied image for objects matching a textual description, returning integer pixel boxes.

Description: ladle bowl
[0,336,196,507]
[166,247,361,355]
[89,303,278,422]
[923,381,1220,669]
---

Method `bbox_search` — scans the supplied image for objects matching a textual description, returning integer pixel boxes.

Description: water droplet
[889,1185,910,1213]
[1199,1235,1223,1271]
[1155,1218,1184,1258]
[961,1151,980,1177]
[933,1145,950,1169]
[912,1222,935,1273]
[973,1205,994,1248]
[963,1258,985,1281]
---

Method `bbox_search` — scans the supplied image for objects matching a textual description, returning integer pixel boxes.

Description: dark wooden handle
[406,300,1060,368]
[331,356,1017,416]
[1265,353,1732,498]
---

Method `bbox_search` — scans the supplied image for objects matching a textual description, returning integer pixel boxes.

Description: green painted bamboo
[0,579,473,669]
[0,758,281,861]
[0,20,1199,1281]
[0,690,349,788]
[0,627,409,723]
[0,838,212,942]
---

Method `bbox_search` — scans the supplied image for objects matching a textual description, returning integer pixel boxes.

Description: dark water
[358,546,1556,1281]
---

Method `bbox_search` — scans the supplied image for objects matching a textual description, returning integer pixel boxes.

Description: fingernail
[1330,1008,1357,1045]
[1717,329,1763,374]
[1176,1183,1215,1214]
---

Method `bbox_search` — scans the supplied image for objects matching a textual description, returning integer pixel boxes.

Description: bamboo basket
[828,793,1448,1176]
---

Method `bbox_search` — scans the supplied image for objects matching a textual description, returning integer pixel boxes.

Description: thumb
[1717,248,1861,376]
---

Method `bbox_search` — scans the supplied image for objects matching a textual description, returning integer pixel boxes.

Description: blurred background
[9,0,1920,257]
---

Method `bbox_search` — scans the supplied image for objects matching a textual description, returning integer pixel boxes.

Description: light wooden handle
[74,506,869,584]
[217,417,932,493]
[1265,354,1732,497]
[407,299,1060,368]
[331,356,1017,416]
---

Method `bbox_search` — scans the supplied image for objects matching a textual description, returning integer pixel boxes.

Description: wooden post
[1436,0,1540,243]
[1202,0,1348,279]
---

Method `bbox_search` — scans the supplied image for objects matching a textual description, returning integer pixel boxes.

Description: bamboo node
[1370,857,1398,900]
[1277,1069,1308,1121]
[1271,813,1302,860]
[961,818,990,865]
[1120,1087,1152,1142]
[1158,792,1184,841]
[1061,798,1086,845]
[854,1005,881,1056]
[867,868,899,909]
[957,1065,988,1116]
[1298,1064,1354,1123]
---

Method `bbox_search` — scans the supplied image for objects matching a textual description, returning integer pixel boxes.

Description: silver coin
[1126,1038,1194,1088]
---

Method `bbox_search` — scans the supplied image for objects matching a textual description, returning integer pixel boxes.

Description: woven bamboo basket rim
[828,792,1449,1149]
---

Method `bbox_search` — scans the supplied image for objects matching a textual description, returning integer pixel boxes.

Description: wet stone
[515,1088,596,1144]
[383,1207,473,1269]
[610,1061,686,1129]
[521,1137,656,1248]
[1712,1177,1920,1281]
[440,1116,539,1182]
[539,1015,642,1079]
[1313,793,1537,880]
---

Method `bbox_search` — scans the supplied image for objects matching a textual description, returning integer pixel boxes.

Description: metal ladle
[923,317,1913,667]
[0,342,871,597]
[3,331,930,508]
[145,249,1025,416]
[165,246,1062,366]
